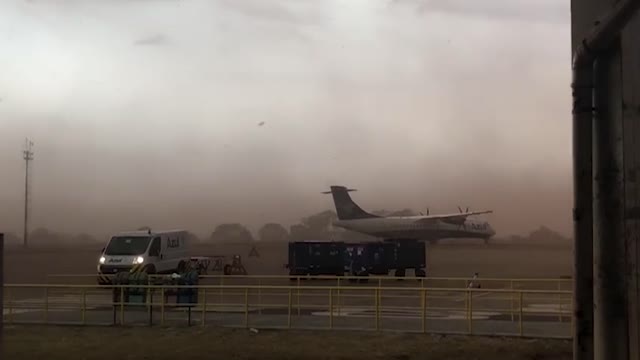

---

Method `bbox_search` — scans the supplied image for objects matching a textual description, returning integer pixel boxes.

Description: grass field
[3,325,572,360]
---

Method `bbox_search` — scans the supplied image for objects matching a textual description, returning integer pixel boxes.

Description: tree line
[1,208,417,245]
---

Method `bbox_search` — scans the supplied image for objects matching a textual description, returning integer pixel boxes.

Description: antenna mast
[23,139,34,248]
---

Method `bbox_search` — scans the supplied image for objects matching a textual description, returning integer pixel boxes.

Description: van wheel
[143,265,156,274]
[177,260,186,273]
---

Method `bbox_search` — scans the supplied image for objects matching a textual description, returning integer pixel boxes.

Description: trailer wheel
[415,268,426,278]
[395,268,406,279]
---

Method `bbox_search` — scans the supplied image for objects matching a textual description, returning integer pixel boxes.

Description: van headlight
[99,256,106,264]
[134,256,144,264]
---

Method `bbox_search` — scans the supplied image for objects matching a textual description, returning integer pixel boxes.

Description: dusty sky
[0,0,572,240]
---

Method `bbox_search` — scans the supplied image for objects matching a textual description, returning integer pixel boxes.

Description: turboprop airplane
[323,185,495,242]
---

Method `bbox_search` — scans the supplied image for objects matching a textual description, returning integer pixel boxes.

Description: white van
[97,229,190,284]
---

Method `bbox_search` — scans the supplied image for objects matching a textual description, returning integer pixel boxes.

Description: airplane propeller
[456,206,470,230]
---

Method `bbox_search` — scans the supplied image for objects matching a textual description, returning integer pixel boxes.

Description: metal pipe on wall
[571,2,640,360]
[0,233,4,352]
[572,58,594,360]
[592,51,628,360]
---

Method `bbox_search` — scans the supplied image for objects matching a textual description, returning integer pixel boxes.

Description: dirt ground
[3,241,572,284]
[2,325,572,360]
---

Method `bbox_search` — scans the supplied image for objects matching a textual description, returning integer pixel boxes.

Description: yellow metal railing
[3,283,573,338]
[48,273,573,291]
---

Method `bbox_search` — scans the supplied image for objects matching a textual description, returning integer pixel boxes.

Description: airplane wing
[413,210,493,225]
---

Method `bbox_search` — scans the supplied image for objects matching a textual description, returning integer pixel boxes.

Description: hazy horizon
[0,0,572,240]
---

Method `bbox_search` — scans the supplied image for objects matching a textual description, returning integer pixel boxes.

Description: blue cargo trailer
[286,239,426,280]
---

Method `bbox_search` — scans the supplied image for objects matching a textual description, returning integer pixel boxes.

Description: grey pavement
[3,288,571,339]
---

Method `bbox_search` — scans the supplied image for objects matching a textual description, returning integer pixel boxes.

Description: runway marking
[3,309,41,315]
[176,306,265,313]
[310,307,501,320]
[6,295,112,305]
[523,303,570,314]
[451,291,501,302]
[3,296,104,315]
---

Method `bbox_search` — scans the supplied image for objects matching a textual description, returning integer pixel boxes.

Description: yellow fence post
[570,296,574,338]
[7,287,13,324]
[120,286,124,326]
[557,282,562,322]
[519,291,524,336]
[297,277,301,317]
[245,288,249,328]
[258,278,262,315]
[202,289,207,327]
[287,288,292,329]
[220,277,224,305]
[421,288,426,334]
[467,290,473,335]
[146,285,151,325]
[160,287,165,326]
[337,277,341,316]
[44,287,49,324]
[329,288,334,329]
[81,287,87,325]
[510,280,515,322]
[375,288,380,331]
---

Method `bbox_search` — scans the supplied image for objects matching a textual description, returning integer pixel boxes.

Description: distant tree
[209,223,254,243]
[30,227,61,244]
[288,224,313,241]
[288,210,337,240]
[258,223,289,242]
[528,226,570,243]
[301,210,337,232]
[338,229,377,242]
[2,232,21,245]
[184,231,200,243]
[73,233,98,244]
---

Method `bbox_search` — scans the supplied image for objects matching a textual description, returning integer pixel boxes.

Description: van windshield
[104,236,151,256]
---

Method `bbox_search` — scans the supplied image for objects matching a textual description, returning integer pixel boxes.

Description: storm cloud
[0,0,572,240]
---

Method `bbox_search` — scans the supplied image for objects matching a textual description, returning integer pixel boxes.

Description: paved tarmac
[3,288,571,338]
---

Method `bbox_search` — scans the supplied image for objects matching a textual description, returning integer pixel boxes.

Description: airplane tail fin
[322,185,380,220]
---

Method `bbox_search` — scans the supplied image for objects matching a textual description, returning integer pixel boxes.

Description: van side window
[149,237,161,257]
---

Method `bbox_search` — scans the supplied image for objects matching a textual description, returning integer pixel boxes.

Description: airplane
[323,185,495,243]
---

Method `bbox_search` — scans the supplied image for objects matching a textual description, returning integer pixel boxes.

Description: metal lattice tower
[22,139,34,248]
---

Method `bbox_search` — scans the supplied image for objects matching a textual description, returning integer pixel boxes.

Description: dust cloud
[0,0,572,240]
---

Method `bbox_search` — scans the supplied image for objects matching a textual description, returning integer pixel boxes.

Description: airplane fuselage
[333,216,495,241]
